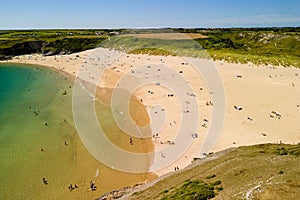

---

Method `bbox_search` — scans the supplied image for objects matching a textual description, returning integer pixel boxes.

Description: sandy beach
[2,47,299,177]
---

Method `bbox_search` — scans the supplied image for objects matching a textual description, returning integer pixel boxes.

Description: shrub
[288,147,300,155]
[206,174,216,179]
[162,180,216,200]
[275,148,288,155]
[212,180,222,186]
[216,186,223,191]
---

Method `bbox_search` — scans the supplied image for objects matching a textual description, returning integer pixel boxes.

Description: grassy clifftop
[125,144,300,200]
[1,28,299,67]
[195,28,300,67]
[0,29,108,58]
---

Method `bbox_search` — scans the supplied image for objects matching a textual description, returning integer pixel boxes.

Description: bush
[162,180,216,200]
[212,180,222,186]
[288,147,300,155]
[206,174,216,179]
[216,186,223,191]
[275,148,288,155]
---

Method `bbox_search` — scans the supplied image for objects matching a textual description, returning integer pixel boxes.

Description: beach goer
[234,105,242,110]
[90,181,96,190]
[42,177,48,185]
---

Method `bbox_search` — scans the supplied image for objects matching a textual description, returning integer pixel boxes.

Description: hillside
[99,144,300,200]
[0,29,109,59]
[1,28,299,67]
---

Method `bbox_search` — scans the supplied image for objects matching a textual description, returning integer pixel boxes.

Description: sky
[0,0,299,29]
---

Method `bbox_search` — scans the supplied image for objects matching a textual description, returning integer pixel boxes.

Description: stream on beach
[0,64,156,199]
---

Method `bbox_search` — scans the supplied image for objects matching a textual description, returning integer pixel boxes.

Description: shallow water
[0,64,155,199]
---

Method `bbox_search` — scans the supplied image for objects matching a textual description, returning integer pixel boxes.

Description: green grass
[101,28,300,67]
[195,28,300,67]
[0,29,108,58]
[129,143,300,200]
[0,28,299,67]
[161,180,217,200]
[128,48,178,56]
[100,36,209,58]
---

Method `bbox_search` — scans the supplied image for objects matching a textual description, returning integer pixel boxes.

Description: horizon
[1,26,300,31]
[1,0,299,29]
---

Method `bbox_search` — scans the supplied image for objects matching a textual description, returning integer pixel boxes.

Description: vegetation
[194,28,300,67]
[100,36,208,58]
[0,28,299,67]
[161,180,218,200]
[206,174,216,179]
[129,143,300,200]
[0,29,109,58]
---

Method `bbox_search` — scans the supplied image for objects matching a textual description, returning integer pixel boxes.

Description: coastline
[1,47,299,178]
[0,56,157,199]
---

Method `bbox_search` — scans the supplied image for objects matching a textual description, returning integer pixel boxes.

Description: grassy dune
[129,144,300,200]
[195,28,300,67]
[1,28,299,67]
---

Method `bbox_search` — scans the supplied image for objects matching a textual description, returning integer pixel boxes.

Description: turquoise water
[0,64,155,199]
[0,64,78,199]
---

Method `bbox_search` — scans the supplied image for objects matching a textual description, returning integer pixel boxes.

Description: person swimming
[42,177,48,185]
[90,181,96,190]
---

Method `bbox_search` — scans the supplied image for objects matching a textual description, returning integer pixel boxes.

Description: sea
[0,63,155,199]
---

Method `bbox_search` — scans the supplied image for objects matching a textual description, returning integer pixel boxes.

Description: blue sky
[0,0,299,29]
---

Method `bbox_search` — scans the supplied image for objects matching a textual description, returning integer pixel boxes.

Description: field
[0,28,299,67]
[120,33,208,40]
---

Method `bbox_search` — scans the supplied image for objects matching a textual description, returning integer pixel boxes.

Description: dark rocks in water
[62,90,67,95]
